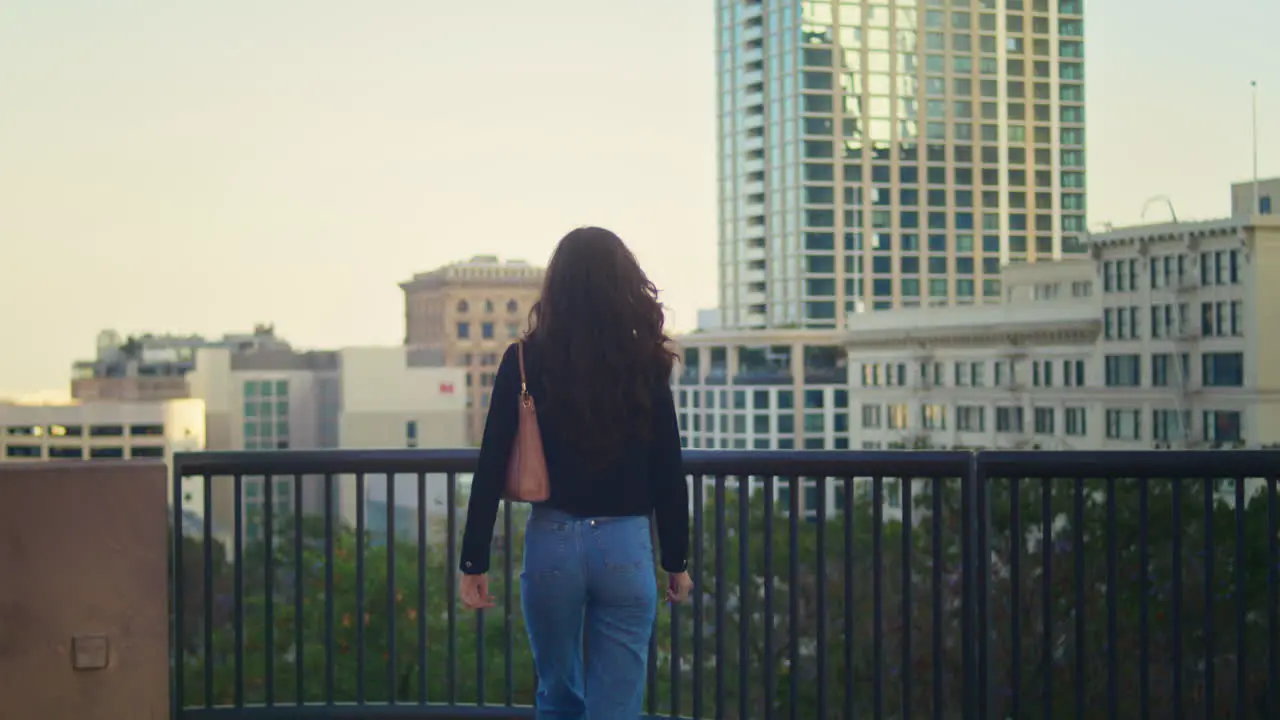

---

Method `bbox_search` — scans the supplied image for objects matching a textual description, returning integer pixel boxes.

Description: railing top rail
[172,448,973,478]
[978,449,1280,478]
[682,449,971,477]
[172,448,1280,480]
[173,448,482,475]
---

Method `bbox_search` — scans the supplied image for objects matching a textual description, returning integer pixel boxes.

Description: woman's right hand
[666,571,694,603]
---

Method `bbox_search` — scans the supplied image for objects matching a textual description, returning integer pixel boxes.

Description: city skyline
[2,0,1277,397]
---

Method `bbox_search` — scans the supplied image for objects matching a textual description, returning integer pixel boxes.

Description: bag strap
[517,341,528,396]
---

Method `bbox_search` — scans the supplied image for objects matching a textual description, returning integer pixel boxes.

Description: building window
[1104,355,1141,387]
[861,405,882,428]
[1064,407,1087,436]
[130,446,165,458]
[957,405,985,432]
[406,420,418,448]
[1033,407,1055,434]
[457,322,470,340]
[1261,195,1273,214]
[507,323,520,339]
[457,300,469,313]
[995,406,1024,433]
[89,447,125,459]
[507,299,519,313]
[48,446,82,459]
[130,424,164,436]
[482,322,494,340]
[4,445,41,458]
[1105,409,1141,440]
[1202,352,1244,387]
[1203,411,1243,444]
[1153,410,1190,443]
[922,404,946,430]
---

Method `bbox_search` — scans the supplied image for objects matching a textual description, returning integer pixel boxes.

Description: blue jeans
[521,506,657,719]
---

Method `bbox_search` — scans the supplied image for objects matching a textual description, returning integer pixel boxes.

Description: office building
[716,0,1086,329]
[675,212,1280,509]
[70,325,290,401]
[188,344,466,543]
[0,398,207,519]
[401,255,544,443]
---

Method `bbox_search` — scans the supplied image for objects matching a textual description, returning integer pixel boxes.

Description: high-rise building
[400,255,544,444]
[715,0,1086,330]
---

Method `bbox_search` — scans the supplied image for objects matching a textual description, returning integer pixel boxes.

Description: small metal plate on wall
[72,634,109,671]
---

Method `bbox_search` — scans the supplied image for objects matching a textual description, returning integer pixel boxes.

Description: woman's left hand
[460,573,496,610]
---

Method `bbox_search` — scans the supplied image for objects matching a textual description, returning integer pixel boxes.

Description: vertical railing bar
[503,500,514,707]
[961,467,976,720]
[738,476,750,717]
[901,476,913,720]
[294,476,304,706]
[418,472,428,705]
[1010,477,1022,720]
[1203,477,1215,719]
[1172,476,1184,720]
[787,475,800,720]
[1106,476,1118,720]
[476,569,486,706]
[446,472,458,705]
[872,475,884,720]
[1234,476,1246,720]
[388,474,398,705]
[648,531,659,717]
[265,473,275,706]
[203,474,214,708]
[844,476,856,720]
[1139,476,1150,718]
[692,475,705,720]
[172,464,184,717]
[714,476,727,720]
[1041,476,1052,720]
[324,474,335,705]
[1073,476,1085,720]
[762,475,775,720]
[1269,475,1278,719]
[931,475,943,720]
[816,476,828,720]
[671,485,684,718]
[288,476,299,702]
[978,468,991,720]
[234,474,245,707]
[355,472,365,705]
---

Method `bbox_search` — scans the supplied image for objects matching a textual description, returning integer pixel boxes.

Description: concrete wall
[0,462,169,720]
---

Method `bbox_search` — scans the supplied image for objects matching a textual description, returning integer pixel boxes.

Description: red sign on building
[439,382,455,394]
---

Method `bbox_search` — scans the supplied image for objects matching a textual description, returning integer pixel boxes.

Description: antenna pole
[1252,80,1260,215]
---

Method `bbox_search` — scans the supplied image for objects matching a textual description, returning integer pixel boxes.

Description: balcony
[3,450,1278,719]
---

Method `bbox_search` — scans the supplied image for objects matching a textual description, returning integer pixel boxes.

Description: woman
[459,226,693,719]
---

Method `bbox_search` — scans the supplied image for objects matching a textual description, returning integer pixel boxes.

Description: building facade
[70,325,290,401]
[675,215,1280,511]
[0,398,207,519]
[716,0,1087,330]
[400,255,544,443]
[188,344,467,544]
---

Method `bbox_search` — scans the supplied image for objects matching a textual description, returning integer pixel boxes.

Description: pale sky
[1,0,1276,398]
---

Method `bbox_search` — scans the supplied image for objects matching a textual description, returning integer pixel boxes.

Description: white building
[674,213,1280,512]
[187,345,466,543]
[0,398,207,519]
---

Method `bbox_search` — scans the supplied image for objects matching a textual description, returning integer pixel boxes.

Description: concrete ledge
[0,461,169,720]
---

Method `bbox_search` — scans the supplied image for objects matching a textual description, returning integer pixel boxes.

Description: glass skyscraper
[716,0,1086,330]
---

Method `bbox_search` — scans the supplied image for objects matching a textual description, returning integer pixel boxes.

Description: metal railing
[170,449,1280,719]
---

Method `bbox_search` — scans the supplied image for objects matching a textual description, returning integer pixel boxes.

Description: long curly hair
[526,226,676,467]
